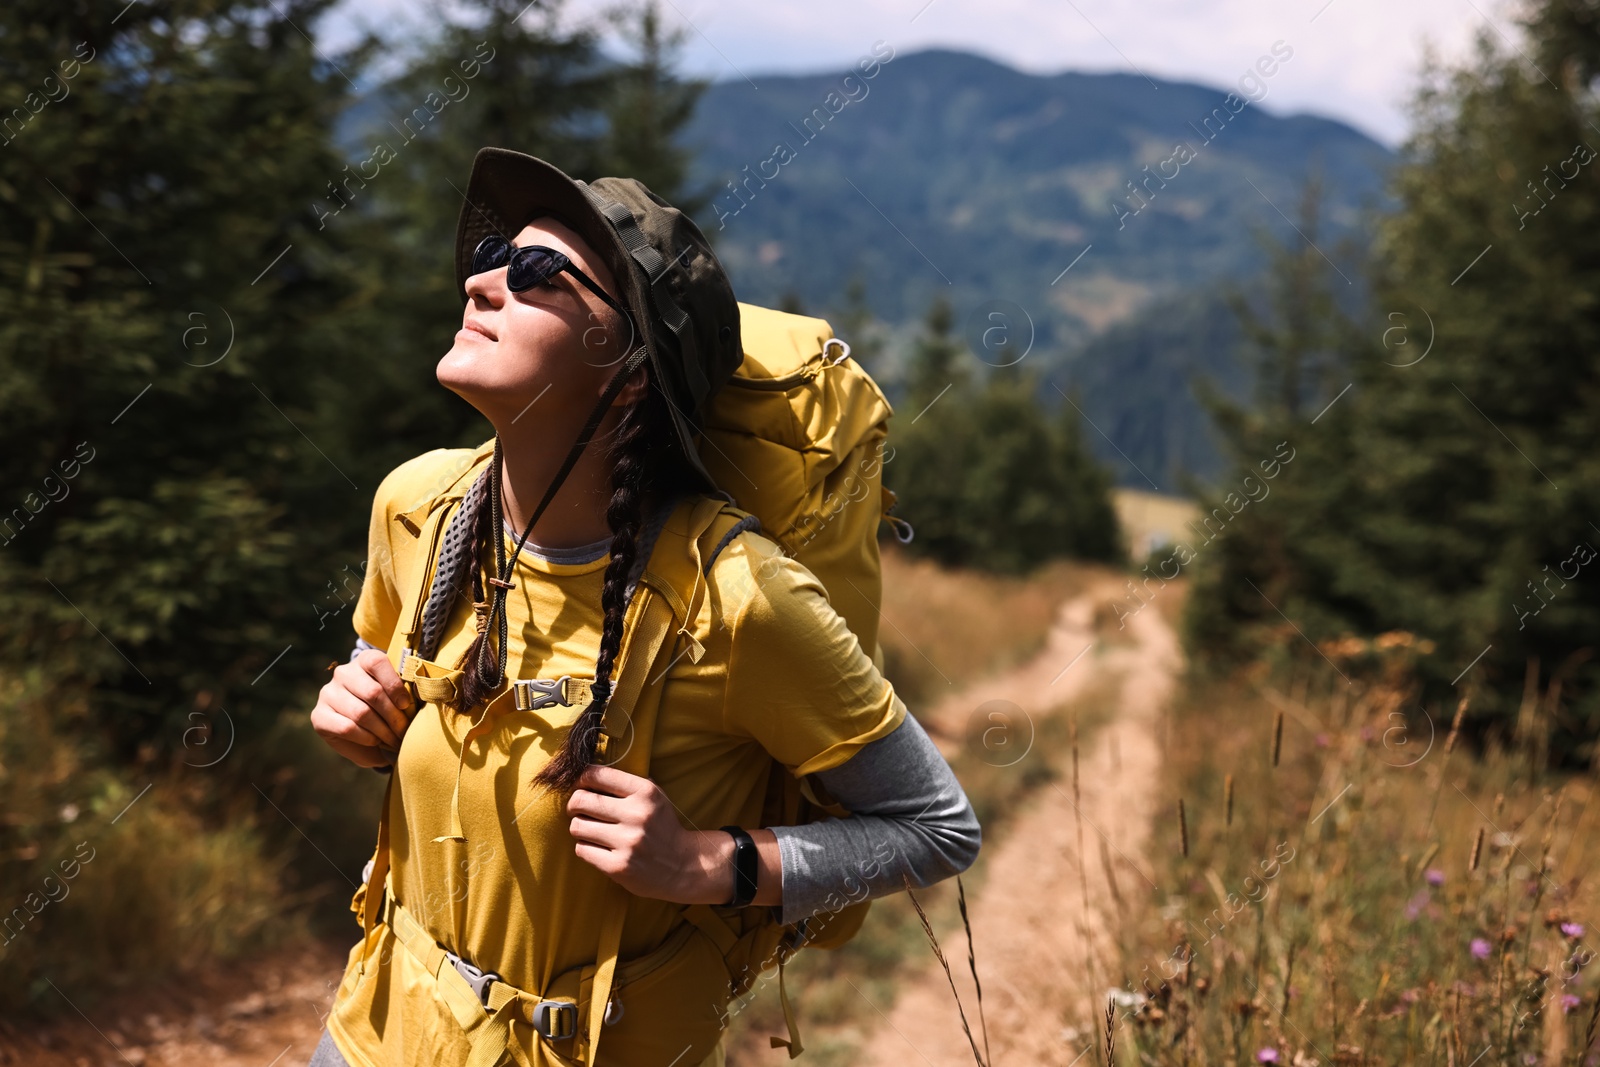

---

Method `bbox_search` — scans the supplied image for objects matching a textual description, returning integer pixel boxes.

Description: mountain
[681,47,1394,486]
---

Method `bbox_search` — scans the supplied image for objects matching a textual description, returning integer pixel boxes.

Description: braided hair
[446,367,697,794]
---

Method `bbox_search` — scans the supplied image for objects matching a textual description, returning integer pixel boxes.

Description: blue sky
[321,0,1522,147]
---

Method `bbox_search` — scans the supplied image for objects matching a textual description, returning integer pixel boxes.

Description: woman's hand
[567,765,779,905]
[310,649,414,768]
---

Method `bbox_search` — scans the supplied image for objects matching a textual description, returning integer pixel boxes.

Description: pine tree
[0,2,424,996]
[0,0,385,752]
[1223,172,1362,420]
[599,0,711,215]
[1186,0,1600,752]
[888,296,1120,571]
[905,293,968,408]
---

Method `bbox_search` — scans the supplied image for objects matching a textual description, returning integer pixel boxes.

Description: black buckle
[445,950,500,1006]
[532,1000,578,1041]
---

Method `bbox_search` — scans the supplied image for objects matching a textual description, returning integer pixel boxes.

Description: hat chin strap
[476,345,651,690]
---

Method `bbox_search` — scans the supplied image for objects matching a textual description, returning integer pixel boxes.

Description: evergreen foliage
[1186,0,1600,756]
[886,295,1122,572]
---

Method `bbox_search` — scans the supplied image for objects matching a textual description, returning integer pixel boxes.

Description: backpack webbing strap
[399,654,462,706]
[357,773,395,976]
[583,501,736,1063]
[769,957,804,1058]
[585,583,682,1065]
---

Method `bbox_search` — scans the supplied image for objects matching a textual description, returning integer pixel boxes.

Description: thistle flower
[1471,937,1492,960]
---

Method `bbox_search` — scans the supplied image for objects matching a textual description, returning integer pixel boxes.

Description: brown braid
[534,389,660,793]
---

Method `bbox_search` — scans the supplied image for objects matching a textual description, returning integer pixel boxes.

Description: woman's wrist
[685,828,781,906]
[687,830,735,904]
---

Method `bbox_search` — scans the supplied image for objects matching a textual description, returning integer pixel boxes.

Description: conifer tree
[0,0,380,752]
[1187,0,1600,751]
[889,295,1120,570]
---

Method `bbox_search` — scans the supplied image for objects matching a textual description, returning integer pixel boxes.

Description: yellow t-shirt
[325,449,905,1067]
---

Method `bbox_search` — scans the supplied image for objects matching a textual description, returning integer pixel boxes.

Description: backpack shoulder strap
[378,441,496,661]
[582,495,737,1065]
[596,496,752,754]
[610,498,828,1059]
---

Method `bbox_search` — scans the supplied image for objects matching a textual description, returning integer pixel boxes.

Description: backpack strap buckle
[531,999,578,1041]
[512,676,593,712]
[444,949,500,1006]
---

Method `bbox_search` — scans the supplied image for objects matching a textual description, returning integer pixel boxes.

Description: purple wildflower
[1562,994,1583,1014]
[1425,868,1446,887]
[1561,922,1585,939]
[1256,1050,1281,1064]
[1471,937,1492,960]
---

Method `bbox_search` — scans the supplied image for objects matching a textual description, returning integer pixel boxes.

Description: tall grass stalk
[1113,650,1600,1066]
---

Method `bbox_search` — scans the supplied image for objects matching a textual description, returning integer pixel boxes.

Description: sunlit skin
[436,216,641,550]
[310,217,780,907]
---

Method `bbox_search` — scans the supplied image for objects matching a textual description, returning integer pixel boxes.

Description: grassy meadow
[1109,644,1600,1067]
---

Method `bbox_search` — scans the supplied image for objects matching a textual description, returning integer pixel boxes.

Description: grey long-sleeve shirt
[349,535,981,926]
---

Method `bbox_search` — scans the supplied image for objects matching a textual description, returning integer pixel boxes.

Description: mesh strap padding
[416,467,490,662]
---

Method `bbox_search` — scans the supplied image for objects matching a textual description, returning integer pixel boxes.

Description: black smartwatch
[721,825,758,907]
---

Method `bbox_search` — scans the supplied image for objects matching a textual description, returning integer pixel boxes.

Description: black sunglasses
[471,234,633,326]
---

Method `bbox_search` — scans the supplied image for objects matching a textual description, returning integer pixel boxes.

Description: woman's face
[437,216,635,426]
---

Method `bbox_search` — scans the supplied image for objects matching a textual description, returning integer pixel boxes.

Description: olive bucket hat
[453,147,744,494]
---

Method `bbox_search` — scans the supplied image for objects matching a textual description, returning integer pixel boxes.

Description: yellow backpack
[351,302,898,1064]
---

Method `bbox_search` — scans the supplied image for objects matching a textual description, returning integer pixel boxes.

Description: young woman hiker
[305,148,980,1067]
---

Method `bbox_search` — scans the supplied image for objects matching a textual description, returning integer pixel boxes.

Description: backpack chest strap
[512,676,594,712]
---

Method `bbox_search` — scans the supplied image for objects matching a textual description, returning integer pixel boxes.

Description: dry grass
[1110,650,1600,1067]
[0,681,303,1010]
[878,547,1093,705]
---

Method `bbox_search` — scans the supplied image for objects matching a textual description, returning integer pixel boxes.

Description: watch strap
[720,825,758,907]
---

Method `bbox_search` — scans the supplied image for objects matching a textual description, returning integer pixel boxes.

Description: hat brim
[453,148,720,494]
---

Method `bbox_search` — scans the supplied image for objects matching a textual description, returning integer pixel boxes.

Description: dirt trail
[855,576,1182,1067]
[0,938,348,1067]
